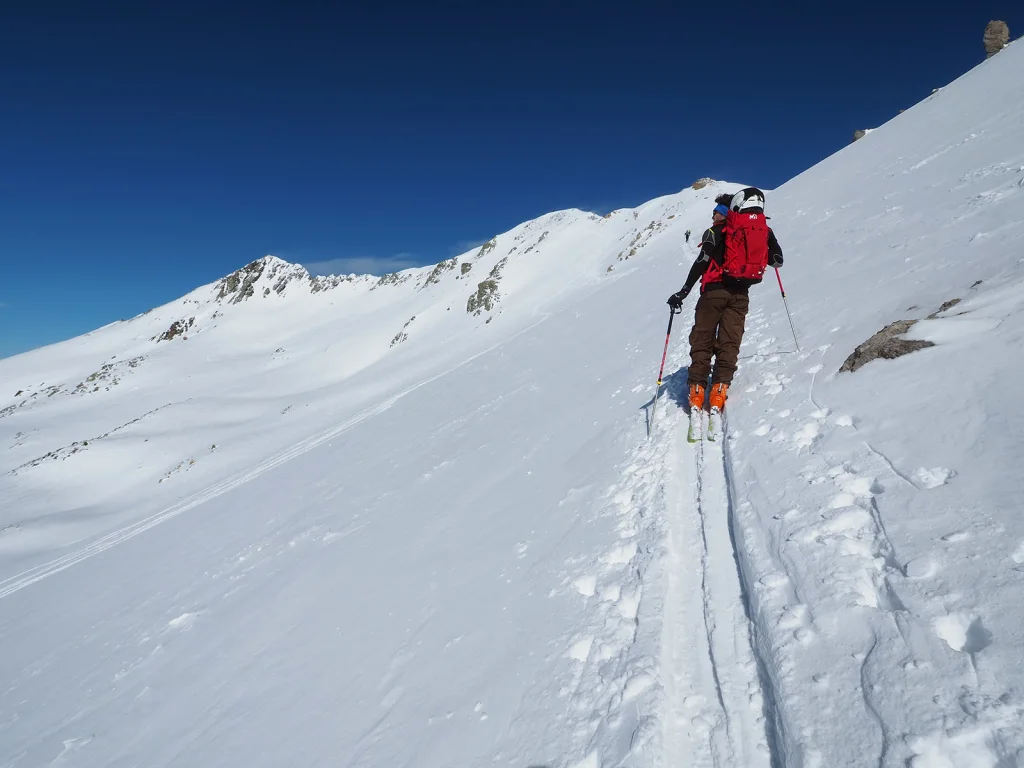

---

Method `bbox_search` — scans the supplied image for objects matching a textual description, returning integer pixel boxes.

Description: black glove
[667,287,689,309]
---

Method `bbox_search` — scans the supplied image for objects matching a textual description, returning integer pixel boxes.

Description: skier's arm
[680,226,724,292]
[669,226,723,305]
[767,228,784,268]
[680,255,707,294]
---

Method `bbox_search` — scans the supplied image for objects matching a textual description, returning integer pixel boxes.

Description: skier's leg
[710,292,750,386]
[688,292,726,389]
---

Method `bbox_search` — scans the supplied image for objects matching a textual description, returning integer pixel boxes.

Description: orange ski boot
[709,383,729,411]
[707,383,728,441]
[688,383,706,412]
[687,384,706,442]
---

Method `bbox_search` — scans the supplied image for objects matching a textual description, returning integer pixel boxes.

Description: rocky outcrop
[391,316,416,347]
[838,294,964,374]
[984,21,1009,57]
[691,177,715,190]
[215,256,363,304]
[157,318,195,342]
[474,238,497,261]
[423,257,458,288]
[467,258,508,316]
[74,356,145,391]
[839,320,934,373]
[852,129,874,142]
[216,259,268,303]
[373,271,413,290]
[523,231,549,255]
[467,280,499,315]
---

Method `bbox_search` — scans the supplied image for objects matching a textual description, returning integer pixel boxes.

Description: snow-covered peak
[212,254,373,305]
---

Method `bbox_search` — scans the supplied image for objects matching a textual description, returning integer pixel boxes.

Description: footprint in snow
[599,583,621,602]
[832,472,879,498]
[616,587,641,620]
[792,421,821,450]
[620,673,654,703]
[573,574,597,597]
[934,613,993,654]
[568,636,594,662]
[904,556,938,579]
[759,373,785,395]
[913,466,955,489]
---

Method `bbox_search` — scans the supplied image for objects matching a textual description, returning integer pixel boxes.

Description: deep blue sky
[1,1,1017,358]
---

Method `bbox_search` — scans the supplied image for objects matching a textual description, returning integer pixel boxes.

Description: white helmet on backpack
[730,187,766,212]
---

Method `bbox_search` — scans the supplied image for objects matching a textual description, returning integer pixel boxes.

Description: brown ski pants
[687,289,749,387]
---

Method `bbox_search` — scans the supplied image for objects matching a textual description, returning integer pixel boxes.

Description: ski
[687,408,704,443]
[707,407,722,442]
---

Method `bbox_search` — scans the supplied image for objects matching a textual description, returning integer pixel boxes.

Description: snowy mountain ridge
[0,186,726,453]
[2,39,1024,768]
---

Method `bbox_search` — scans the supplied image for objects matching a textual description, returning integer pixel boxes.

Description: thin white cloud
[302,254,422,277]
[448,239,490,257]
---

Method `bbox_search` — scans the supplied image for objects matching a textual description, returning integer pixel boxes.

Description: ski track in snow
[550,333,778,768]
[0,313,554,601]
[657,366,773,768]
[551,337,779,768]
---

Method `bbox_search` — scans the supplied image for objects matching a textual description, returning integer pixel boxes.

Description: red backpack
[722,210,770,284]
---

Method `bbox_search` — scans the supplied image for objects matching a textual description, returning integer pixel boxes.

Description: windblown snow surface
[2,42,1023,768]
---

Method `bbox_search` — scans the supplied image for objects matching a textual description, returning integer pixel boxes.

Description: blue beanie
[713,204,729,216]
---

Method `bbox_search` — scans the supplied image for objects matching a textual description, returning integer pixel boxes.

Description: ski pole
[649,306,681,437]
[775,268,801,352]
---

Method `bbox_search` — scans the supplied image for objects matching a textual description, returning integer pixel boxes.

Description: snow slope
[722,42,1024,767]
[2,39,1023,768]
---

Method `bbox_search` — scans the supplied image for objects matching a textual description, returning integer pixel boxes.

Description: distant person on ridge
[685,228,691,243]
[666,188,783,421]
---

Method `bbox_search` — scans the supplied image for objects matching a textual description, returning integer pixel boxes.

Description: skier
[666,188,783,436]
[684,229,691,243]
